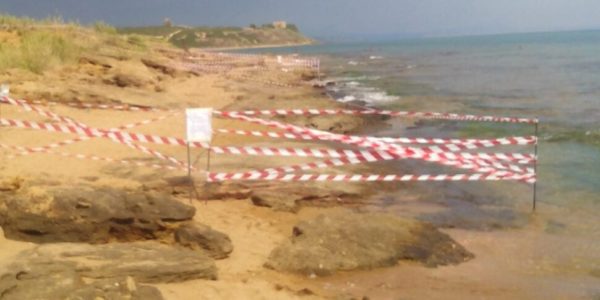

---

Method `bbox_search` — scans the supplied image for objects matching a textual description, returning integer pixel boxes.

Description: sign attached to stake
[186,108,213,142]
[0,84,9,97]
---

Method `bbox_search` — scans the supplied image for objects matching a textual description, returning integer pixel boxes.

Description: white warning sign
[186,108,213,142]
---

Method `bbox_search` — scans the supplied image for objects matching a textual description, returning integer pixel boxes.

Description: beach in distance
[0,9,599,300]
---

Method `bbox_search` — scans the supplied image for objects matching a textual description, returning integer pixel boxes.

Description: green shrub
[0,31,80,73]
[93,21,117,34]
[127,34,147,49]
[0,14,36,27]
[0,43,19,70]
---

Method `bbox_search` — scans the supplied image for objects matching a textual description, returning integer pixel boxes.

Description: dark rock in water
[265,210,473,275]
[419,203,529,231]
[0,241,219,299]
[175,223,233,259]
[345,100,368,107]
[250,189,360,212]
[0,183,195,243]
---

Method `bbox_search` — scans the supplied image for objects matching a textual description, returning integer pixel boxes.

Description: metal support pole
[532,120,539,212]
[206,148,212,172]
[0,84,8,126]
[187,142,193,204]
[203,147,212,205]
[317,60,321,82]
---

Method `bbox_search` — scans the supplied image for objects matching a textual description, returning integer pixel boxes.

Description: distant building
[272,21,287,29]
[194,32,207,39]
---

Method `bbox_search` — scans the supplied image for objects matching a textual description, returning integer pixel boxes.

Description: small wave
[363,92,400,103]
[329,79,400,106]
[338,95,357,103]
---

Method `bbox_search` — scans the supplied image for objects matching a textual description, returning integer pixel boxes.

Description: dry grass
[0,14,155,74]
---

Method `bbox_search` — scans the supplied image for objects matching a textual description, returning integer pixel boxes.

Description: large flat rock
[4,241,217,282]
[0,181,195,243]
[265,210,474,275]
[0,241,217,299]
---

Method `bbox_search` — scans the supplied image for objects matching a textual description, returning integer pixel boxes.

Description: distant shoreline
[197,41,316,52]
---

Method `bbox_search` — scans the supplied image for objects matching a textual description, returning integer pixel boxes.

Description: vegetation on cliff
[118,23,314,49]
[0,14,157,74]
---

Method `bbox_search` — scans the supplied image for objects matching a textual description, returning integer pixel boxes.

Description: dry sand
[1,44,598,300]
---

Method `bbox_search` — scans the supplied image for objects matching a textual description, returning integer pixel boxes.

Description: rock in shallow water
[265,210,474,275]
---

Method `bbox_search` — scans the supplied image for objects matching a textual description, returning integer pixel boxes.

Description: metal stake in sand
[0,84,8,126]
[185,108,214,204]
[532,119,539,212]
[186,141,193,203]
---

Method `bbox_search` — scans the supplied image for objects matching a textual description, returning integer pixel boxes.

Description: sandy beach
[1,27,599,300]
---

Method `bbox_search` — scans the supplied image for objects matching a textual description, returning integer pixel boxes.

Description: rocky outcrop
[0,241,219,299]
[0,177,23,192]
[0,272,164,300]
[251,190,300,212]
[250,188,361,213]
[265,210,474,275]
[111,73,146,87]
[141,58,178,77]
[175,223,233,259]
[0,183,195,243]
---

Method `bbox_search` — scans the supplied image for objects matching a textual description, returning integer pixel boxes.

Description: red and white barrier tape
[215,112,535,163]
[10,112,179,157]
[218,109,538,124]
[215,128,536,147]
[0,143,180,170]
[207,172,535,183]
[3,96,89,128]
[216,111,535,180]
[0,118,388,159]
[0,97,164,112]
[2,95,537,183]
[1,97,188,168]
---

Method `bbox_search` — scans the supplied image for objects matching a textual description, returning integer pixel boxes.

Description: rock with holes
[265,209,474,275]
[0,181,195,243]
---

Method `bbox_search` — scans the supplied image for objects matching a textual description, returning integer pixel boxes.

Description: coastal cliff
[119,22,314,49]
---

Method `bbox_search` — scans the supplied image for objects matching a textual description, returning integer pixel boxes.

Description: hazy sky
[1,0,600,39]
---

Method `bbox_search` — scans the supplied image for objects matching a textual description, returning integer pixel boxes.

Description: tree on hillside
[163,18,172,27]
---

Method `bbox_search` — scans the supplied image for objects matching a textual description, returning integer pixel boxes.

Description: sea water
[237,30,600,297]
[239,30,600,210]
